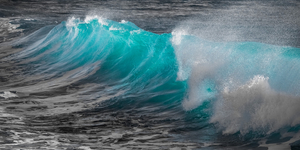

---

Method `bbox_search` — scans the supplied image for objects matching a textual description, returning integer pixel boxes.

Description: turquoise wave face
[15,17,182,94]
[11,16,300,135]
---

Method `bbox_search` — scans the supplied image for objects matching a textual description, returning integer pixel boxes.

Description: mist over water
[0,0,300,149]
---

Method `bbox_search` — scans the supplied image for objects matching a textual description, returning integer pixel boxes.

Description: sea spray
[171,27,300,134]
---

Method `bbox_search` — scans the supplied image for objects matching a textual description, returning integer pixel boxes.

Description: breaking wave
[4,15,300,136]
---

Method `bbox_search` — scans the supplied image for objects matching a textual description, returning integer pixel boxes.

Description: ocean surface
[0,0,300,149]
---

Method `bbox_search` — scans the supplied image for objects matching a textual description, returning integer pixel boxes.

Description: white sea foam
[24,18,35,21]
[130,29,141,34]
[66,16,77,28]
[67,15,108,29]
[172,26,300,134]
[0,18,23,39]
[0,91,18,99]
[109,26,121,31]
[171,28,188,46]
[84,15,108,26]
[172,30,229,110]
[210,75,300,134]
[120,20,128,24]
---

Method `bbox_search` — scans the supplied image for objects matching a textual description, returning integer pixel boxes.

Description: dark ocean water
[0,0,300,149]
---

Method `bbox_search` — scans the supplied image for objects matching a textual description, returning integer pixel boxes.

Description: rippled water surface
[0,0,300,149]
